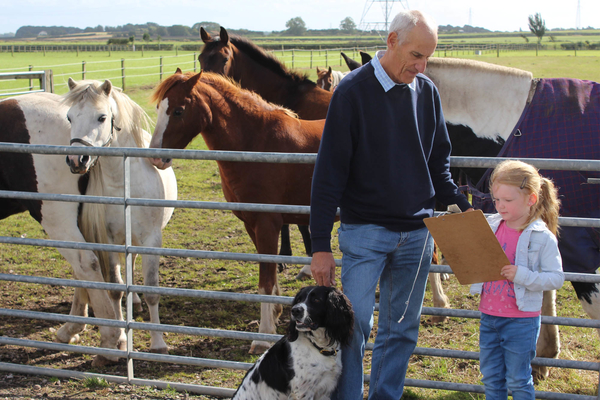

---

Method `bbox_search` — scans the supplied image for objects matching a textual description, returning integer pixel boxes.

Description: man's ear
[387,31,398,48]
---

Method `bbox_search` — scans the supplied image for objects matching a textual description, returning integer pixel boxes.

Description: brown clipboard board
[423,210,509,285]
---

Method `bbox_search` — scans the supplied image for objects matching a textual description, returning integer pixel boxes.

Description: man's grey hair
[388,10,438,45]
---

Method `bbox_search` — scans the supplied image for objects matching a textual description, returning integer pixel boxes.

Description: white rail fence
[0,143,599,399]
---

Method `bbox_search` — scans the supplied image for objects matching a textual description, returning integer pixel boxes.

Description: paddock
[0,142,599,399]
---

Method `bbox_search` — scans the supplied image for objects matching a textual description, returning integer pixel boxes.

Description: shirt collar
[372,50,416,93]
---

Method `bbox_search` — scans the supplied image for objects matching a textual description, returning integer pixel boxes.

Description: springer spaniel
[233,286,354,400]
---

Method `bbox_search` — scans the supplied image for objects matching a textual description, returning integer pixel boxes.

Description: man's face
[387,22,437,84]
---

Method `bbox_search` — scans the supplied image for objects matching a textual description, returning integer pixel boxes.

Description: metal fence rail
[0,143,599,398]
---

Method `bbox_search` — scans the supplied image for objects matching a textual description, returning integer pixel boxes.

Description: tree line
[14,17,495,40]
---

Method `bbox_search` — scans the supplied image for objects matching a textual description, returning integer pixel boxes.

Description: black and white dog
[233,286,354,400]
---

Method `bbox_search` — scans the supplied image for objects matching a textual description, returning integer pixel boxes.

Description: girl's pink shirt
[479,220,541,318]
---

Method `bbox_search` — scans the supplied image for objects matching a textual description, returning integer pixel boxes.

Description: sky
[0,0,597,35]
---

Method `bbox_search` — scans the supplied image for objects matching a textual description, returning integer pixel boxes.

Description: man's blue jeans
[479,313,541,400]
[331,223,434,400]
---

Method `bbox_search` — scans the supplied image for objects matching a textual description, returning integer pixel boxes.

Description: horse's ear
[316,66,321,73]
[175,68,183,75]
[219,26,229,44]
[200,27,211,43]
[186,72,202,88]
[360,51,372,64]
[101,80,112,96]
[68,78,77,91]
[328,66,332,73]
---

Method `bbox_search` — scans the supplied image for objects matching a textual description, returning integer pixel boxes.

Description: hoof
[440,273,450,281]
[295,265,312,281]
[278,263,286,273]
[249,340,272,355]
[54,333,80,344]
[430,315,449,324]
[532,366,549,383]
[150,347,169,355]
[91,355,120,368]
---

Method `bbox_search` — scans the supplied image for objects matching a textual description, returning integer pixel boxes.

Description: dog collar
[311,342,338,357]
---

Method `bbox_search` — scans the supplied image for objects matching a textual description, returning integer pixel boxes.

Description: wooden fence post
[310,50,313,69]
[292,50,295,68]
[194,52,197,72]
[160,56,163,81]
[29,65,33,91]
[44,70,54,93]
[497,44,500,57]
[82,61,86,80]
[325,50,328,67]
[121,59,126,91]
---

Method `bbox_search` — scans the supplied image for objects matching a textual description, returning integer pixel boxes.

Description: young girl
[470,160,564,400]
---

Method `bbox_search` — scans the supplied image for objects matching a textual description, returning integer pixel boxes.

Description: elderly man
[309,9,472,400]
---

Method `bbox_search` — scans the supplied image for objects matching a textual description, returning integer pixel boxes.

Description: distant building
[38,31,48,37]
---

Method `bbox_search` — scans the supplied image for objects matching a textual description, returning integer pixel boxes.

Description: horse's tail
[79,162,111,282]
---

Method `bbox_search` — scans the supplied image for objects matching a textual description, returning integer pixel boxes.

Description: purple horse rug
[471,78,600,274]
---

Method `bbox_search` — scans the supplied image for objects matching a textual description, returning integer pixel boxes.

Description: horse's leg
[533,290,560,382]
[296,224,312,280]
[140,251,168,354]
[245,217,282,355]
[574,281,600,337]
[278,224,292,272]
[428,244,449,323]
[56,287,89,344]
[428,272,450,323]
[42,213,125,366]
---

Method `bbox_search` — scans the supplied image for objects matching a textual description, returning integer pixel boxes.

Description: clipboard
[423,210,509,285]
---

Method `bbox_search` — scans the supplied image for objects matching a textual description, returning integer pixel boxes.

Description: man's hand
[310,251,337,287]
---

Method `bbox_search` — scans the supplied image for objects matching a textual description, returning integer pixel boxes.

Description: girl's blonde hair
[489,160,561,236]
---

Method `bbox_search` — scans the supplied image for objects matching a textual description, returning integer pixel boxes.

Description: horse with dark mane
[199,27,332,120]
[199,26,334,275]
[149,69,325,354]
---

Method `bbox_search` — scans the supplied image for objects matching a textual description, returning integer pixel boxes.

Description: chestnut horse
[199,26,333,276]
[149,70,325,354]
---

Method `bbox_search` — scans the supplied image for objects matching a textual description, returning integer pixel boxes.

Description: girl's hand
[501,265,518,281]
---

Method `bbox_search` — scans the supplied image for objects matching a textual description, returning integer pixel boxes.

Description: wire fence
[1,42,599,97]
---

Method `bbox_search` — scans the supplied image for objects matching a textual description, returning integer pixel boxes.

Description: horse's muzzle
[149,157,172,170]
[66,155,91,174]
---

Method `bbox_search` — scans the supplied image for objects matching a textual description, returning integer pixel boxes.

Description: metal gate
[0,143,599,399]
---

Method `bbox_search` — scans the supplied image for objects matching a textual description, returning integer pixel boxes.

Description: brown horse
[149,70,325,354]
[199,27,332,120]
[199,26,333,272]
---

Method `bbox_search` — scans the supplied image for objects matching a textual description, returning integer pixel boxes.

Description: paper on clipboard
[423,210,509,285]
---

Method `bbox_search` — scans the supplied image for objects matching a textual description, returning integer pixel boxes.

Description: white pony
[60,79,177,364]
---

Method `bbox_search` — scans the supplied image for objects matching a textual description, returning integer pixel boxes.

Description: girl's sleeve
[513,233,564,291]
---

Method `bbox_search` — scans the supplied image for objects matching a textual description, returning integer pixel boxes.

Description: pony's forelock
[62,79,151,148]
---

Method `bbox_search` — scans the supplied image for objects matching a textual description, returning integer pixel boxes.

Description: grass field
[0,48,599,399]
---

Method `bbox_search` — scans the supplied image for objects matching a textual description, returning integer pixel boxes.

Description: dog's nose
[291,305,303,319]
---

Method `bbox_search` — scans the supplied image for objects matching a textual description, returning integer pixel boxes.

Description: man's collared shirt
[372,50,416,92]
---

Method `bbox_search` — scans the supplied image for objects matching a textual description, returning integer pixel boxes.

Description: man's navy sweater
[310,62,471,253]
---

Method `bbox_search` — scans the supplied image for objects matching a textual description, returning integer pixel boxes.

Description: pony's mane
[62,80,152,148]
[213,34,313,85]
[153,71,299,119]
[428,57,533,79]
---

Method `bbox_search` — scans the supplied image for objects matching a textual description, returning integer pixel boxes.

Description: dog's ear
[325,288,355,346]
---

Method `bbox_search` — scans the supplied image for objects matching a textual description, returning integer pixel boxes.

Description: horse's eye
[173,107,184,117]
[98,115,107,123]
[66,116,71,123]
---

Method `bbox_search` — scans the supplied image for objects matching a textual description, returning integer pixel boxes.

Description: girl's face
[491,183,537,229]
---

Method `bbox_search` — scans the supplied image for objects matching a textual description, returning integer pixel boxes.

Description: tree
[528,13,546,43]
[340,17,356,33]
[143,32,150,42]
[285,17,307,36]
